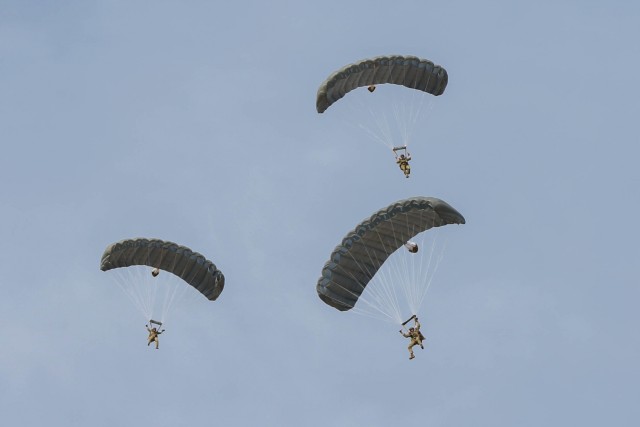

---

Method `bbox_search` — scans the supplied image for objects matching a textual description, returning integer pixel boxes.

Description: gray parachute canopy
[317,197,464,311]
[100,238,224,301]
[316,55,448,114]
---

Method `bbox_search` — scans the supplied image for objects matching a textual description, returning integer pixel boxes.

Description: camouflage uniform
[146,327,163,349]
[396,155,411,178]
[401,319,424,359]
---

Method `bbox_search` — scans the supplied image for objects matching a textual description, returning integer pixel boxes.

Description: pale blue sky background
[1,1,639,426]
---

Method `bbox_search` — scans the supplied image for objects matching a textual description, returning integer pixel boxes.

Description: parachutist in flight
[395,151,412,178]
[146,325,165,349]
[367,85,376,93]
[399,316,424,360]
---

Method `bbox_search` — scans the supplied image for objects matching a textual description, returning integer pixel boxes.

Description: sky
[1,1,639,426]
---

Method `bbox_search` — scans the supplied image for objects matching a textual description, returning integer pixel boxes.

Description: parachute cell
[316,55,448,114]
[100,238,224,301]
[316,197,464,311]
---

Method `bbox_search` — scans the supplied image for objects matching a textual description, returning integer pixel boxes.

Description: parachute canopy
[100,238,224,301]
[317,197,464,311]
[316,55,448,113]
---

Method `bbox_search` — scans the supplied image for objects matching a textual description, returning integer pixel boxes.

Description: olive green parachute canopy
[100,238,224,301]
[317,197,464,311]
[316,55,448,113]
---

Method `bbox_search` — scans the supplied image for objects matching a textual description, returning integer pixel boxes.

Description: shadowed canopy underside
[316,55,448,113]
[100,238,224,301]
[317,197,464,311]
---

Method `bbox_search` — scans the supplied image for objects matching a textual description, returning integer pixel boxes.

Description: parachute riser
[392,145,408,153]
[148,319,166,333]
[401,314,417,326]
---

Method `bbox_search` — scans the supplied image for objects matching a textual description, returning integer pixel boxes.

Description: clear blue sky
[1,1,639,426]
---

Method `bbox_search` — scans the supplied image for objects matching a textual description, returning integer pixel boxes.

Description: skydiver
[399,316,425,360]
[368,85,376,92]
[146,324,165,349]
[395,151,412,178]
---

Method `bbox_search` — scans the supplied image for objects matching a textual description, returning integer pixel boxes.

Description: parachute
[316,197,464,314]
[100,238,224,323]
[315,55,449,165]
[100,238,224,300]
[316,55,448,114]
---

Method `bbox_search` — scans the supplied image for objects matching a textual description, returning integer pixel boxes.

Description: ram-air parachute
[316,55,448,162]
[316,55,447,114]
[317,197,464,323]
[100,238,224,324]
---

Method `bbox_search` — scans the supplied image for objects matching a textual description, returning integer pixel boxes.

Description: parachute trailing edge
[316,197,464,311]
[100,238,224,301]
[316,55,448,113]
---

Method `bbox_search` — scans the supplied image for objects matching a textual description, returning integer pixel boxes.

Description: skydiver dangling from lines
[399,316,425,360]
[394,149,412,178]
[146,324,165,349]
